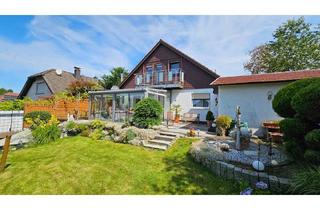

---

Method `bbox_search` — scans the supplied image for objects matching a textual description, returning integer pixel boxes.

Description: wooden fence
[24,100,89,121]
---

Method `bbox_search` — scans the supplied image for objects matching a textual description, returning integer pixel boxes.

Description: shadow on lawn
[152,139,237,195]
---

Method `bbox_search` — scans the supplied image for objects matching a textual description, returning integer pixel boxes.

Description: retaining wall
[0,111,24,133]
[190,146,290,192]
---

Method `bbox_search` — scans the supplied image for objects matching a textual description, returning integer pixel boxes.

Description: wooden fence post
[0,134,11,172]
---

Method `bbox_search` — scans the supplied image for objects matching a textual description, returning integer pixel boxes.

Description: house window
[145,65,153,83]
[156,64,163,83]
[169,62,180,81]
[192,93,210,108]
[135,74,142,85]
[36,82,46,95]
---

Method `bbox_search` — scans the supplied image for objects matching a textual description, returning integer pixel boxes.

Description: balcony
[135,69,184,89]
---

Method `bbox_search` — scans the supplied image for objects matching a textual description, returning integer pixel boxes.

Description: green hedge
[272,78,319,118]
[132,97,163,128]
[305,129,320,150]
[291,80,320,123]
[279,118,312,140]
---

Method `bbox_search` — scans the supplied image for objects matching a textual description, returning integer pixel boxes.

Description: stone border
[190,147,290,192]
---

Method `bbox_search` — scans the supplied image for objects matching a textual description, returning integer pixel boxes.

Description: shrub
[279,118,311,140]
[31,116,61,144]
[216,115,232,136]
[206,111,215,121]
[288,167,320,194]
[304,150,320,164]
[132,97,163,128]
[89,129,105,140]
[305,129,320,150]
[291,80,320,123]
[90,119,105,129]
[24,111,52,129]
[284,139,304,159]
[272,78,319,118]
[65,121,81,136]
[0,98,31,111]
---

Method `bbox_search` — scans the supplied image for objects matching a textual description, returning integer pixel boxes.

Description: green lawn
[0,137,241,194]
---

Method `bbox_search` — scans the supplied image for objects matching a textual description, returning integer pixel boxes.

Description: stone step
[148,139,172,146]
[159,128,187,136]
[143,142,167,150]
[159,131,178,137]
[154,135,175,142]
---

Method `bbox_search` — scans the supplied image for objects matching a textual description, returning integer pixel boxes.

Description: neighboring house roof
[211,69,320,86]
[4,92,19,97]
[18,69,96,99]
[119,39,219,88]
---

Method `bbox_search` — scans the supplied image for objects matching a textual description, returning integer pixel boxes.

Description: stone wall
[0,111,24,133]
[190,145,290,192]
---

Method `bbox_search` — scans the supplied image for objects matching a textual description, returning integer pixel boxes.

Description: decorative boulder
[252,160,265,171]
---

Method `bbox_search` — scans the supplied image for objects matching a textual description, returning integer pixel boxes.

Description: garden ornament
[240,187,253,195]
[256,181,268,190]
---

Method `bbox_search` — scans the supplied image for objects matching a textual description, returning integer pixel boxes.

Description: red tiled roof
[4,92,19,97]
[210,69,320,86]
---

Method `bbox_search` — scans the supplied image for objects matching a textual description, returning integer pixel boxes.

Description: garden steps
[142,131,178,150]
[148,139,172,146]
[143,142,168,150]
[154,135,175,142]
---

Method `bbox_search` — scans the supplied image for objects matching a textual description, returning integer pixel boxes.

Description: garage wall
[217,82,290,129]
[166,88,217,122]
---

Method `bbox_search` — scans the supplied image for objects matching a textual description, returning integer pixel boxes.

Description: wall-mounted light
[267,90,273,101]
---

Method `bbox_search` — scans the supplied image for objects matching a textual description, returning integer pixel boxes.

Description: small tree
[132,97,163,128]
[67,79,99,98]
[244,17,320,74]
[99,67,129,89]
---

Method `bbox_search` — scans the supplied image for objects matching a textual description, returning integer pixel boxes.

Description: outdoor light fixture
[267,90,273,100]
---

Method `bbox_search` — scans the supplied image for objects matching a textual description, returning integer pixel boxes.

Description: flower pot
[174,115,180,123]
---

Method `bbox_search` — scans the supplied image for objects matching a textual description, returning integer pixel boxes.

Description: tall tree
[0,88,13,95]
[244,17,320,74]
[99,67,129,89]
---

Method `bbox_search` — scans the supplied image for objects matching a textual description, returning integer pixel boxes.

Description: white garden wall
[217,82,290,130]
[0,111,24,133]
[166,88,217,122]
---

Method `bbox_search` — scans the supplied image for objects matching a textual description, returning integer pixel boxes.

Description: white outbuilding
[211,69,320,136]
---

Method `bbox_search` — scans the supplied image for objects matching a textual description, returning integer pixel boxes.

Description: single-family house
[211,69,320,134]
[18,67,96,100]
[88,39,219,122]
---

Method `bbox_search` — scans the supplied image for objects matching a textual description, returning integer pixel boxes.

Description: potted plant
[170,104,182,123]
[206,111,215,127]
[216,115,232,137]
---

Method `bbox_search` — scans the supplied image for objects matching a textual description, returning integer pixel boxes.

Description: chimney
[74,66,81,80]
[120,73,124,82]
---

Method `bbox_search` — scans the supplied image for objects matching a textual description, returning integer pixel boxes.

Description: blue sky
[0,15,320,92]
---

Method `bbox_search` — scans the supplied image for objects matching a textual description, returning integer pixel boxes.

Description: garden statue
[236,105,241,150]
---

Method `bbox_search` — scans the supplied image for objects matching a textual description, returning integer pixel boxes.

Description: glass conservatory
[88,87,167,122]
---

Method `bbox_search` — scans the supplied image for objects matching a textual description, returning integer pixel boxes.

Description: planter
[174,115,180,123]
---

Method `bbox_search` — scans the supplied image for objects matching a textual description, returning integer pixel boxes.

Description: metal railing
[135,69,184,87]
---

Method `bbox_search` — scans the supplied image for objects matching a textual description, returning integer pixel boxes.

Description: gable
[119,39,219,89]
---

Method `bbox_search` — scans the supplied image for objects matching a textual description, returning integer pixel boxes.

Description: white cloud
[0,15,305,91]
